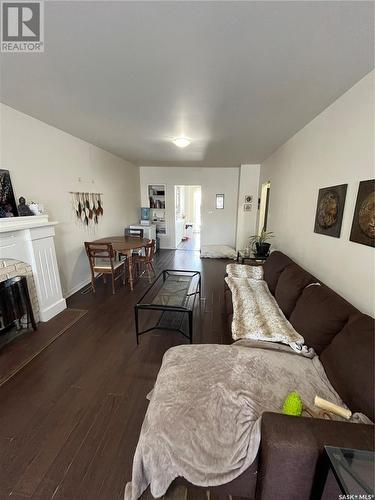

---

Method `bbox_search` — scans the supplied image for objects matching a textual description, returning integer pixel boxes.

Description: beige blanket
[226,263,264,280]
[124,342,361,500]
[225,275,308,352]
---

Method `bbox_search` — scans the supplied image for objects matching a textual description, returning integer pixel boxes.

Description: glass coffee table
[324,446,374,496]
[134,270,201,344]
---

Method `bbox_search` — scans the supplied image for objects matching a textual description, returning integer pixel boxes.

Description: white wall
[1,104,140,297]
[235,164,260,250]
[140,167,239,249]
[259,71,374,315]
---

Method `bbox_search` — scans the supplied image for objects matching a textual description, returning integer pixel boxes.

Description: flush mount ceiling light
[172,136,191,148]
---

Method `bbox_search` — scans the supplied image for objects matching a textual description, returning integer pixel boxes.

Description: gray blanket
[125,342,361,500]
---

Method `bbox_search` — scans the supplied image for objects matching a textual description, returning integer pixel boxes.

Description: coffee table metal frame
[134,269,201,345]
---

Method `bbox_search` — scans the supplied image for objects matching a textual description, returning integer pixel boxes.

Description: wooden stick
[314,395,352,420]
[303,404,332,420]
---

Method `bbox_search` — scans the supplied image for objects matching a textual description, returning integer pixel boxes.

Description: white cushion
[93,258,124,270]
[200,245,237,259]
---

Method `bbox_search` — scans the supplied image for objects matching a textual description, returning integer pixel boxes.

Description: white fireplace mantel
[0,215,67,321]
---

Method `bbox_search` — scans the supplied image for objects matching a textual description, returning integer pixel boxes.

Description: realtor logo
[1,1,44,52]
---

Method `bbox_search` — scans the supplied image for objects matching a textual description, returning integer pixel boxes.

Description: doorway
[258,181,271,234]
[175,185,201,250]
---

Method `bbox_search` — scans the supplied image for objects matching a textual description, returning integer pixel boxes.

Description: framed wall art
[349,179,375,247]
[0,169,18,218]
[313,184,347,238]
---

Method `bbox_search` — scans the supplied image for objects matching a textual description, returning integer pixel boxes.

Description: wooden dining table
[93,236,151,290]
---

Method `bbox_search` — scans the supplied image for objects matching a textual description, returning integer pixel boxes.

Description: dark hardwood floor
[0,250,233,500]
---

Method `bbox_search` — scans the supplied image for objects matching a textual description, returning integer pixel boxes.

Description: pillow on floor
[200,245,237,259]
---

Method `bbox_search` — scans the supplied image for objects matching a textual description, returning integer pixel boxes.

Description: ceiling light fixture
[172,136,191,148]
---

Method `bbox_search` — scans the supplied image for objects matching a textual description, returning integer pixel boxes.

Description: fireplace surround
[0,215,66,321]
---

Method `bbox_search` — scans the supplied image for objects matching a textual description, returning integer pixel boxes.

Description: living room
[0,2,374,499]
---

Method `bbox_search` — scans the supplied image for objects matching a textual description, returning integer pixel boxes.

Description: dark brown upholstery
[258,412,374,500]
[262,251,293,295]
[221,250,374,498]
[274,263,316,318]
[209,459,258,498]
[289,284,358,354]
[320,313,375,421]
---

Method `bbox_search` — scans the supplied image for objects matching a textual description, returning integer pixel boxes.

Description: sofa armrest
[256,412,374,500]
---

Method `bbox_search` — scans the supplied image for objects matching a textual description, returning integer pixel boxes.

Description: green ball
[283,391,303,416]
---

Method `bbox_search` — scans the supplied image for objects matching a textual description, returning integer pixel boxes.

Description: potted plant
[248,229,274,258]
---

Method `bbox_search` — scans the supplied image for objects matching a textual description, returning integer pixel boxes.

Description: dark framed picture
[349,179,375,247]
[216,194,224,209]
[0,169,18,218]
[313,184,347,238]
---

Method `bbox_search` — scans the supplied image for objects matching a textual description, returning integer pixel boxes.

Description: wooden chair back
[84,242,126,294]
[144,239,156,262]
[84,242,115,270]
[125,227,144,238]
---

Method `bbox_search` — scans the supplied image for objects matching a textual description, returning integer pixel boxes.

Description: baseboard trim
[65,277,91,299]
[39,298,67,322]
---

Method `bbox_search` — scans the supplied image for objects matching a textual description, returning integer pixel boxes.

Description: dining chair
[133,239,156,283]
[84,242,126,294]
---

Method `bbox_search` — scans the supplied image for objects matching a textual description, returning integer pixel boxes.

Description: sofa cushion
[274,263,316,318]
[320,313,375,421]
[289,284,358,354]
[263,251,293,295]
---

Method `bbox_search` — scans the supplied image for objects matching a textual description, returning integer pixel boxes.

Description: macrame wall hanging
[70,192,104,227]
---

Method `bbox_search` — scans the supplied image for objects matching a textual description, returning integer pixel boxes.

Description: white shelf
[148,184,167,235]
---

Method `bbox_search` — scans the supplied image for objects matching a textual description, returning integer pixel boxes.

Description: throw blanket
[225,275,307,352]
[226,263,264,280]
[125,343,365,500]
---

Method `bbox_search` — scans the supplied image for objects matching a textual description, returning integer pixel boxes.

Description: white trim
[65,276,91,298]
[39,298,67,322]
[0,215,58,233]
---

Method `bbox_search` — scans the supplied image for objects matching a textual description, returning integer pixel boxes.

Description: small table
[93,236,151,290]
[134,270,201,344]
[324,446,374,497]
[237,250,268,265]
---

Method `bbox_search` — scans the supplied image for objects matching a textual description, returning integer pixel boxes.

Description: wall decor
[28,201,44,215]
[17,197,35,216]
[244,203,252,212]
[349,179,375,247]
[216,194,224,209]
[70,192,104,227]
[314,184,347,238]
[245,195,253,203]
[0,169,18,218]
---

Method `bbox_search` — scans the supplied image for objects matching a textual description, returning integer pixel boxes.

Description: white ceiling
[1,1,374,166]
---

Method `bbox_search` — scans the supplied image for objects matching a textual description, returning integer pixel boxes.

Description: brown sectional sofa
[223,250,374,499]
